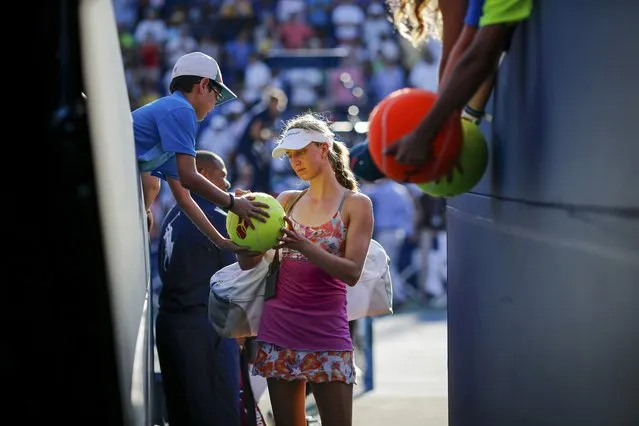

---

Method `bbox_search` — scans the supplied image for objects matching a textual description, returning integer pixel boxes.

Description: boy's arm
[156,108,269,224]
[176,153,232,207]
[176,154,269,226]
[416,24,512,138]
[166,177,228,247]
[168,179,261,256]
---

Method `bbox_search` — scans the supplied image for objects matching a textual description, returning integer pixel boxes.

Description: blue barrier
[264,48,348,69]
[363,317,375,392]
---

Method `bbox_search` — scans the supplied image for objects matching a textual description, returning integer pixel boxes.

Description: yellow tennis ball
[226,192,286,252]
[418,120,488,197]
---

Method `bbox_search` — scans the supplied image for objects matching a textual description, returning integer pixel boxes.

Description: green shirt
[480,0,533,26]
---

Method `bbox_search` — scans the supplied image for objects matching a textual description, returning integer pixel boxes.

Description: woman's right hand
[230,195,270,229]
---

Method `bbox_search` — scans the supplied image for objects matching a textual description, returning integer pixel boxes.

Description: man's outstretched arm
[414,24,513,140]
[386,24,515,165]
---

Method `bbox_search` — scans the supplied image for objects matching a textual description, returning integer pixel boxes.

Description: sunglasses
[210,81,223,103]
[201,78,223,102]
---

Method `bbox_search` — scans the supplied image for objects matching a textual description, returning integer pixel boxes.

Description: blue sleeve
[157,107,197,157]
[464,0,486,27]
[150,157,179,180]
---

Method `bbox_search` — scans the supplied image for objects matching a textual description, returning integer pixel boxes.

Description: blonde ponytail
[388,0,442,47]
[328,140,358,191]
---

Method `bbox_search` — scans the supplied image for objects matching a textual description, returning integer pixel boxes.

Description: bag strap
[272,189,308,265]
[285,188,308,216]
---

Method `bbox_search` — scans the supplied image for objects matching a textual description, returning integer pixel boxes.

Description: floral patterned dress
[252,191,356,384]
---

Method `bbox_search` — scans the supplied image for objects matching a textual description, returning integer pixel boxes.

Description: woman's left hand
[276,216,310,252]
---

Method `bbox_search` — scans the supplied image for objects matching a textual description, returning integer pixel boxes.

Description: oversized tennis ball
[368,87,462,183]
[418,120,488,197]
[226,192,286,252]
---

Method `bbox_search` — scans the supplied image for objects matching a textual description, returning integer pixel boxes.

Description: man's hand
[230,194,270,229]
[219,238,262,256]
[383,127,436,167]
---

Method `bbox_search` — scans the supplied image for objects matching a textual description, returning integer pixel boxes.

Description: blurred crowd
[115,0,448,308]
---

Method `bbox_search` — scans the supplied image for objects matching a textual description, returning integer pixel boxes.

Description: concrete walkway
[256,306,449,425]
[353,307,448,426]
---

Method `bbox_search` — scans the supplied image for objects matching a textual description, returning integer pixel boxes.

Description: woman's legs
[311,381,354,426]
[267,378,307,426]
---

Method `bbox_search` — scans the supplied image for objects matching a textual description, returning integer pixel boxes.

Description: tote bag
[209,250,275,338]
[347,239,394,321]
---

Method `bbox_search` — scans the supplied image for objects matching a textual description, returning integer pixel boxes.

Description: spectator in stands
[306,0,333,40]
[138,31,163,84]
[363,1,394,60]
[331,0,365,44]
[232,87,288,194]
[225,30,255,82]
[409,41,442,92]
[134,7,167,44]
[164,24,199,70]
[221,0,255,18]
[243,52,273,105]
[370,56,406,103]
[362,178,417,309]
[416,193,448,308]
[278,12,315,49]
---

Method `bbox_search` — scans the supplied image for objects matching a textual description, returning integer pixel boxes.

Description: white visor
[271,129,333,158]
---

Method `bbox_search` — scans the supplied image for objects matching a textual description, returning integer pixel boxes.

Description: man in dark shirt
[156,150,239,426]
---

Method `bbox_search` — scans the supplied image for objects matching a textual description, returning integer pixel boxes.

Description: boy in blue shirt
[134,52,268,252]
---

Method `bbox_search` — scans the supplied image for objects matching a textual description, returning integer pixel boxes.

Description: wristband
[464,105,484,117]
[462,106,483,125]
[227,192,235,210]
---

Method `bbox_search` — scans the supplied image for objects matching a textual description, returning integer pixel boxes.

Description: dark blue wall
[447,1,639,425]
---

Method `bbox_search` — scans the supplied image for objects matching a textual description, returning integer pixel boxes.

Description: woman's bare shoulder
[343,191,373,217]
[345,190,372,207]
[277,190,305,208]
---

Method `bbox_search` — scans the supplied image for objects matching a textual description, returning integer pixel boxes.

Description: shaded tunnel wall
[447,1,639,425]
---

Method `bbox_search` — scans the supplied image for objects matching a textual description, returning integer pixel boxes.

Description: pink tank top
[256,190,352,352]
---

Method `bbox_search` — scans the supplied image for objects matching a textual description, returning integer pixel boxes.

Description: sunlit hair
[387,0,443,47]
[280,113,359,191]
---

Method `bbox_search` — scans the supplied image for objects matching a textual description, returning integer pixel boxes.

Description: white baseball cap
[171,52,237,106]
[272,128,333,158]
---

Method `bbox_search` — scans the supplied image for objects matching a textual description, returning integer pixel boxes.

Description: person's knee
[142,173,161,209]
